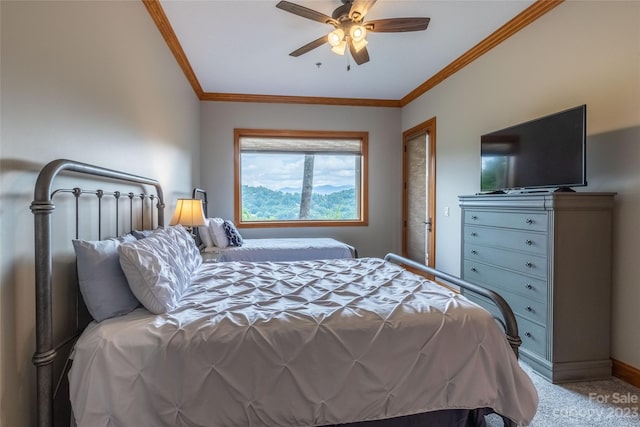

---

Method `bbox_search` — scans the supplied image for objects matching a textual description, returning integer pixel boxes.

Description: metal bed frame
[30,159,165,427]
[31,159,521,427]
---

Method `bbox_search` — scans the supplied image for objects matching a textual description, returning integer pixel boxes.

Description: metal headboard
[192,187,208,216]
[192,188,209,247]
[30,159,166,427]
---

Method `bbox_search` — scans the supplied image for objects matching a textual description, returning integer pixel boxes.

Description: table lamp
[169,198,206,237]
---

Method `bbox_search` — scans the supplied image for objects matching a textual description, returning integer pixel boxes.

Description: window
[234,129,368,227]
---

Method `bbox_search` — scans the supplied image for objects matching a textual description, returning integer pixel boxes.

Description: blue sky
[241,153,357,191]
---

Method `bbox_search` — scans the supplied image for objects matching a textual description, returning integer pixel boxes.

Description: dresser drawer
[462,260,548,302]
[464,210,548,232]
[508,292,546,326]
[517,316,547,358]
[464,285,546,326]
[464,244,547,279]
[464,225,547,256]
[464,293,547,358]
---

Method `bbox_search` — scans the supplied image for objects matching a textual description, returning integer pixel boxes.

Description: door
[402,118,436,268]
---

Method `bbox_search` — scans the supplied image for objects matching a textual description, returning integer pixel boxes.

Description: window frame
[234,128,369,228]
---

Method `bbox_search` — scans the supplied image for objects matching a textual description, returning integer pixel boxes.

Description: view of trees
[481,156,508,191]
[241,185,357,221]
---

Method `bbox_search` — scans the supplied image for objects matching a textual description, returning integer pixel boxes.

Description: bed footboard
[383,253,522,358]
[384,253,521,427]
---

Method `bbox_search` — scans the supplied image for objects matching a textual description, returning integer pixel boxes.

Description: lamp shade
[350,25,368,52]
[350,25,366,42]
[328,28,345,47]
[169,199,206,227]
[331,41,347,55]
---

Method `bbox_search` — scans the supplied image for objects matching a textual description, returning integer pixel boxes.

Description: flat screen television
[480,104,587,193]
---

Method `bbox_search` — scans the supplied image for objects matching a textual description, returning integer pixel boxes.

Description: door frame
[402,117,436,268]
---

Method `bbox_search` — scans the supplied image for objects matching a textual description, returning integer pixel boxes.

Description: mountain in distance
[278,184,354,195]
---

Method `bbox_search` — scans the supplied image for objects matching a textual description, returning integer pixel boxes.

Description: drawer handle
[470,232,478,237]
[471,250,478,255]
[471,267,478,272]
[525,262,533,268]
[525,332,532,338]
[525,218,534,225]
[471,215,478,220]
[525,239,533,246]
[526,306,533,312]
[525,284,533,290]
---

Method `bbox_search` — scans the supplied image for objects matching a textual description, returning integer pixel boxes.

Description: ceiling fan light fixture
[277,0,430,66]
[331,40,347,55]
[351,37,368,53]
[350,25,366,42]
[349,24,368,52]
[328,28,345,47]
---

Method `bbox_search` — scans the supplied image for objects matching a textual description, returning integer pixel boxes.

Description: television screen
[480,105,586,192]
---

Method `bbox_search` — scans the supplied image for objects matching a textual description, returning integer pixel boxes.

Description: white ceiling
[160,0,535,100]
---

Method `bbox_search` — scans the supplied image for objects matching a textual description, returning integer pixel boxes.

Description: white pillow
[198,220,214,248]
[208,217,229,248]
[164,225,202,273]
[118,225,201,314]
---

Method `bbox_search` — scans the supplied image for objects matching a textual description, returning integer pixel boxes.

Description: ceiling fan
[276,0,430,66]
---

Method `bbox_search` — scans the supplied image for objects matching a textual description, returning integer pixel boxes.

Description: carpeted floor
[486,362,640,426]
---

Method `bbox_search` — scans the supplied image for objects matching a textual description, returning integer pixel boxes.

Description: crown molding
[200,92,401,108]
[400,0,564,106]
[144,0,563,108]
[142,0,204,98]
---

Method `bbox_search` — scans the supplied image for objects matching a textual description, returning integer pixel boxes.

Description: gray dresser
[459,192,615,383]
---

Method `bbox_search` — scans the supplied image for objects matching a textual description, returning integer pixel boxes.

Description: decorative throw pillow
[72,234,140,322]
[223,220,243,246]
[208,217,229,248]
[131,229,155,240]
[118,225,201,314]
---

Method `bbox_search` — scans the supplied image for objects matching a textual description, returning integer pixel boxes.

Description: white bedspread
[203,237,354,262]
[69,257,537,427]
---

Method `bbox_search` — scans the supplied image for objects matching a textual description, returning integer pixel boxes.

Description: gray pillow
[72,234,140,322]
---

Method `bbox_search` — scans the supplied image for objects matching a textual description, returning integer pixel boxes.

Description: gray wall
[402,1,640,370]
[1,1,639,426]
[0,2,200,426]
[199,101,402,258]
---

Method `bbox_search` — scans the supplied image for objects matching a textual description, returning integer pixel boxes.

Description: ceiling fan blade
[276,1,338,26]
[366,17,430,33]
[349,0,377,21]
[349,40,370,65]
[289,35,328,57]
